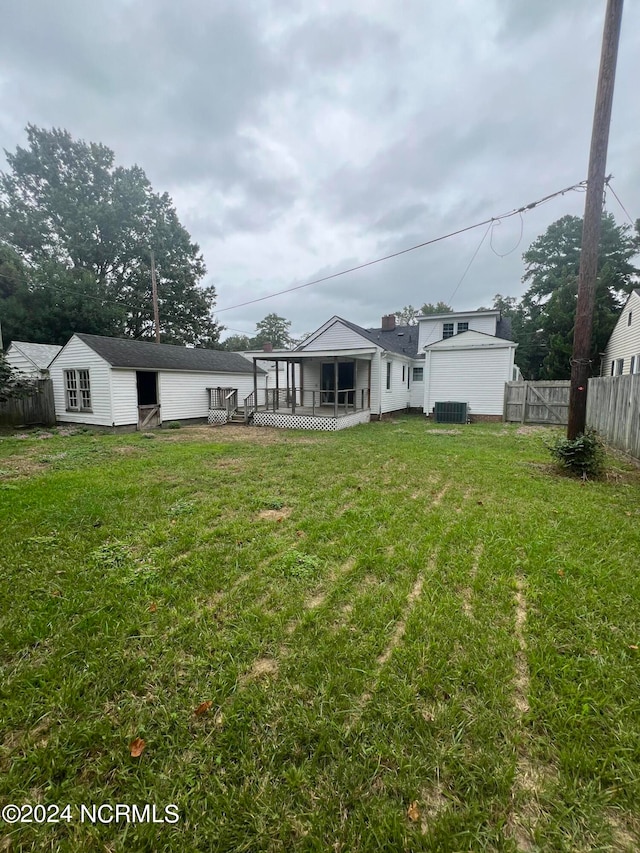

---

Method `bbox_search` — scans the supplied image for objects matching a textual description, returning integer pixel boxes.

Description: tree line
[2,126,639,381]
[394,213,639,379]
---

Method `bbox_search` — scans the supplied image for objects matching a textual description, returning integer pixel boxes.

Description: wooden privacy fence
[587,375,640,460]
[504,381,570,425]
[0,379,56,427]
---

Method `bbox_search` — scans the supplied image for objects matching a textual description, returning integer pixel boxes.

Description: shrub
[548,430,605,479]
[167,421,181,430]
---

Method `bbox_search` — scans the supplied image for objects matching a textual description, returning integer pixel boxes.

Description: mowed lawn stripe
[1,420,639,852]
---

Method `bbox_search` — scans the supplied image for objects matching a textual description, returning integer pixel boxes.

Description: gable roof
[299,316,420,358]
[8,341,62,369]
[73,334,263,374]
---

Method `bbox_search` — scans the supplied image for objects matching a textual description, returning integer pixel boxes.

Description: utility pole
[567,0,624,439]
[150,250,161,344]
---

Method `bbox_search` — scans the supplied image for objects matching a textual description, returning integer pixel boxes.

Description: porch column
[291,361,296,414]
[300,360,304,408]
[253,359,258,410]
[367,359,372,410]
[334,357,338,418]
[275,358,279,412]
[354,359,357,411]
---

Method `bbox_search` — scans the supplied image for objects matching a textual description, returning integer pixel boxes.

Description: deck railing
[247,387,368,417]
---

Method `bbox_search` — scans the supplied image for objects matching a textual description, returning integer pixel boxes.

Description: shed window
[412,367,424,381]
[615,358,624,376]
[386,361,392,390]
[65,369,92,411]
[629,311,633,326]
[457,322,469,334]
[631,355,636,375]
[443,323,454,339]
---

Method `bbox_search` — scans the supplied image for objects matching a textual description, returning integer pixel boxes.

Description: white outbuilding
[48,333,265,429]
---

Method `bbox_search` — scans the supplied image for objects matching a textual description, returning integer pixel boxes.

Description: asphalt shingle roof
[337,318,421,357]
[75,334,263,374]
[11,341,62,369]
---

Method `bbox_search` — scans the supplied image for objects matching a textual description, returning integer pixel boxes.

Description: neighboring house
[5,341,62,378]
[48,333,266,430]
[241,309,517,429]
[600,289,640,376]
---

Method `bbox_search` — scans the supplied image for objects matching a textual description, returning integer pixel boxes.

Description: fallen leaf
[629,645,638,651]
[148,602,157,613]
[129,737,146,757]
[407,801,420,822]
[194,701,213,716]
[557,569,565,577]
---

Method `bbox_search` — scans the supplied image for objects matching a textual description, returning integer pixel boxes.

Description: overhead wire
[4,179,589,317]
[214,179,589,313]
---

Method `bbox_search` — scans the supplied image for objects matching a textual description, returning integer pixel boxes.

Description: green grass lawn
[1,418,639,852]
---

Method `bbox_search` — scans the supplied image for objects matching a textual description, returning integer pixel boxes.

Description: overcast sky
[1,0,638,340]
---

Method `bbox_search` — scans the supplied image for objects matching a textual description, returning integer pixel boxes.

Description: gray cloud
[1,0,638,343]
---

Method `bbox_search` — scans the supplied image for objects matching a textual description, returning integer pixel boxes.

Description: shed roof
[75,334,263,374]
[9,341,62,369]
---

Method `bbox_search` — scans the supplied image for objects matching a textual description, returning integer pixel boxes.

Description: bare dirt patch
[427,429,462,436]
[158,425,322,446]
[258,507,292,521]
[461,543,484,619]
[431,484,449,507]
[241,657,279,684]
[419,782,449,832]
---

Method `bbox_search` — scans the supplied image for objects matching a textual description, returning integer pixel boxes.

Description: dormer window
[457,322,469,333]
[443,322,454,339]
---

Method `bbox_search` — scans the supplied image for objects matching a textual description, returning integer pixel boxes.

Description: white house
[242,310,517,429]
[48,333,266,430]
[5,341,62,377]
[600,289,640,376]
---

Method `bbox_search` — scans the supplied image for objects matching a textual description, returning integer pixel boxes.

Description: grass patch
[1,419,639,851]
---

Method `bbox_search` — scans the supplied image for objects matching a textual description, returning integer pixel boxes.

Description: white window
[443,323,454,339]
[457,322,469,334]
[412,367,424,381]
[386,361,392,390]
[628,311,633,327]
[402,364,406,382]
[635,355,640,375]
[65,369,92,411]
[615,358,624,376]
[631,355,638,374]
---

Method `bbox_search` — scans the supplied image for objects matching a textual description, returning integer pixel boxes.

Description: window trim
[65,369,93,412]
[457,321,469,334]
[412,367,424,382]
[628,311,633,327]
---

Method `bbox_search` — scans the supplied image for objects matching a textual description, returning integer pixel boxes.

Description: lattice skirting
[207,409,228,425]
[253,410,370,431]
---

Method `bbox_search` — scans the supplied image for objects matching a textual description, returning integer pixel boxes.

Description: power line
[215,179,588,314]
[420,221,493,349]
[607,182,636,226]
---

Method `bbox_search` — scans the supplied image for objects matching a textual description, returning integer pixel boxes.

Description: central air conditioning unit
[433,401,468,424]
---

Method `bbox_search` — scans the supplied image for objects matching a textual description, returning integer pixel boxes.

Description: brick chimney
[262,341,273,353]
[381,314,396,331]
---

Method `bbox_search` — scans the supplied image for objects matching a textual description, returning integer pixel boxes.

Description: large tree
[516,214,639,379]
[0,125,220,346]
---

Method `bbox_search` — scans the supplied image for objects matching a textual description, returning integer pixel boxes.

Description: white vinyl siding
[425,347,513,416]
[601,291,640,375]
[380,356,412,414]
[5,347,39,377]
[298,320,373,351]
[418,313,498,349]
[50,336,113,425]
[110,371,139,426]
[159,371,264,421]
